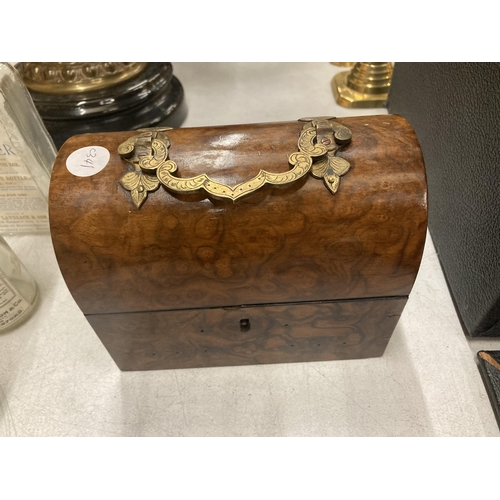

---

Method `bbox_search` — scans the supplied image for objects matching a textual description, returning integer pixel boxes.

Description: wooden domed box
[49,115,427,371]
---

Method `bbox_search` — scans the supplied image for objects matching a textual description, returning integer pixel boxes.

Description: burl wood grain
[49,115,427,316]
[87,297,406,371]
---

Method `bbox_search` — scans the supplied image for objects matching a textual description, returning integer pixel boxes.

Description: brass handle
[118,118,352,208]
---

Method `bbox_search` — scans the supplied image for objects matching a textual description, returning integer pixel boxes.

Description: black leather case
[387,63,500,337]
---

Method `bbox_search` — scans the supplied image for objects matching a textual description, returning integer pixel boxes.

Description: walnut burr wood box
[49,115,427,371]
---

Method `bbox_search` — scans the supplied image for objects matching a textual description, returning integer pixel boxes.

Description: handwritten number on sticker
[80,148,97,168]
[66,145,110,177]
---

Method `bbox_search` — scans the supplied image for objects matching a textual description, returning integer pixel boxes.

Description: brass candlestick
[332,62,393,108]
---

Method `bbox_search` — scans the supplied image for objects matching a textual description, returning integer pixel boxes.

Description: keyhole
[240,319,250,332]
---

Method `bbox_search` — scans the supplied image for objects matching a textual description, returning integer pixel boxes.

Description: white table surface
[1,62,499,437]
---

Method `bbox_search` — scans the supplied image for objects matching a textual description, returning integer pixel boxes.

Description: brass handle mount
[118,118,352,208]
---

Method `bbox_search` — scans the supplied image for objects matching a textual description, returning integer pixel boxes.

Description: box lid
[49,115,427,315]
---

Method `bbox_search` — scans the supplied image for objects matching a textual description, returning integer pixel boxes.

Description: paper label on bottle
[0,112,50,234]
[66,146,110,177]
[0,271,30,330]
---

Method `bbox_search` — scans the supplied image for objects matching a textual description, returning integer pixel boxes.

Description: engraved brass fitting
[118,119,352,208]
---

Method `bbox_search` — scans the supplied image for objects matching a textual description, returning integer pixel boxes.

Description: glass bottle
[0,235,38,331]
[0,62,57,235]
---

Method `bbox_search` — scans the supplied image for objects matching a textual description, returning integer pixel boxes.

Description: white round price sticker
[66,146,110,177]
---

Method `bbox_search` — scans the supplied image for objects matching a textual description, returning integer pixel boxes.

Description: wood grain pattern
[87,297,406,371]
[49,115,427,316]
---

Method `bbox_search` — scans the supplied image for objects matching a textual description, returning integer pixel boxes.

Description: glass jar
[0,235,38,331]
[0,62,57,234]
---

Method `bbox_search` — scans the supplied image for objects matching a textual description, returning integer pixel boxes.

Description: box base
[86,297,407,371]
